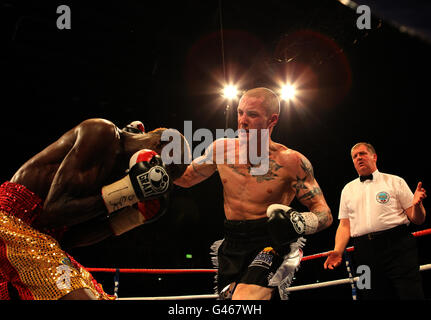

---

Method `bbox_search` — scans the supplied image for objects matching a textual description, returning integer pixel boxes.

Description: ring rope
[85,227,431,299]
[87,227,431,274]
[288,263,431,292]
[86,268,217,273]
[119,294,219,300]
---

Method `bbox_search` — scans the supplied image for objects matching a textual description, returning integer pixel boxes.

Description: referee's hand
[324,251,343,270]
[413,182,427,206]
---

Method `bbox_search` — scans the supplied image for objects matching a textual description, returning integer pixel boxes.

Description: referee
[324,142,427,300]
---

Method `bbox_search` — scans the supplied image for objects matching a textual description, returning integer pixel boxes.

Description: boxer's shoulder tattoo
[292,156,322,200]
[300,157,314,178]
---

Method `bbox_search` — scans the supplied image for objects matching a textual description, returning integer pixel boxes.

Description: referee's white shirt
[338,170,413,237]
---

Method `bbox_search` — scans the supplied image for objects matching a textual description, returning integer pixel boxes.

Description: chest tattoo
[227,159,283,183]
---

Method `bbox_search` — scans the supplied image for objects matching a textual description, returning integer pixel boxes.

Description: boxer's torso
[216,140,300,220]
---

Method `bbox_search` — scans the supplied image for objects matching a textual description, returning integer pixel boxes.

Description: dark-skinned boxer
[0,118,187,300]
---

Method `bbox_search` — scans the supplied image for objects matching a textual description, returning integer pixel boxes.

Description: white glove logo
[289,211,305,234]
[136,166,170,197]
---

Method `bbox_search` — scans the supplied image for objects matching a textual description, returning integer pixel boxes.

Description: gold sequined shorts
[0,182,114,300]
[0,210,114,300]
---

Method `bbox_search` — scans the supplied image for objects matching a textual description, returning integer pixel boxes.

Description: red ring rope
[412,228,431,237]
[86,227,431,274]
[86,268,216,274]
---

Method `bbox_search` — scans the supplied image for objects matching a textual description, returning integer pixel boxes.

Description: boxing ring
[86,228,431,300]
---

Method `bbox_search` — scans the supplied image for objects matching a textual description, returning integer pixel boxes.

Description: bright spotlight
[280,84,296,101]
[222,85,238,100]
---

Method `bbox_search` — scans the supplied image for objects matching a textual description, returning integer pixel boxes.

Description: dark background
[1,0,430,300]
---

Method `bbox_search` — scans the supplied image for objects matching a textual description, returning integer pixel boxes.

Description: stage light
[222,84,238,100]
[280,84,296,101]
[221,84,239,130]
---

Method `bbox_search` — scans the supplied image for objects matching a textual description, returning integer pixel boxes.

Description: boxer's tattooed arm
[313,210,331,232]
[300,157,314,178]
[293,174,323,201]
[293,157,322,200]
[298,187,323,201]
[294,156,332,232]
[293,176,307,195]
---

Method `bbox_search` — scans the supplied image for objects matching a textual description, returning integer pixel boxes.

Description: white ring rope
[119,294,218,300]
[286,277,360,293]
[420,263,431,271]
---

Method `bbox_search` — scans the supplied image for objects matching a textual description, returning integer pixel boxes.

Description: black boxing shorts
[210,218,283,295]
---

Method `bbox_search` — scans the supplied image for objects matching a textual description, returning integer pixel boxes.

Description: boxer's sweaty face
[237,96,270,132]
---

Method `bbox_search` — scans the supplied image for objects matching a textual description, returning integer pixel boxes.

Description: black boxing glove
[266,204,318,253]
[102,149,171,213]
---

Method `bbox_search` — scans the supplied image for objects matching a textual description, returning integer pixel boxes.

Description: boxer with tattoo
[175,87,333,300]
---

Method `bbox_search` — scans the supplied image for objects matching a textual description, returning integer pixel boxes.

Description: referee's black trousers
[352,225,424,300]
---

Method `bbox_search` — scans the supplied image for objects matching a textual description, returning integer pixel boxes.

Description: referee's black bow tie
[360,174,373,182]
